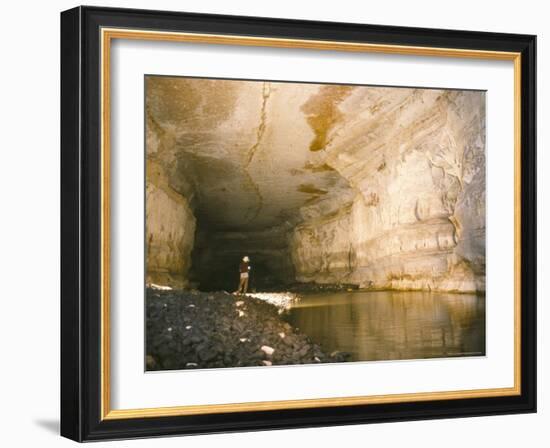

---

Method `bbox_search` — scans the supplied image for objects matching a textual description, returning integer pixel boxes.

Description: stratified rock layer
[290,90,485,292]
[145,77,485,292]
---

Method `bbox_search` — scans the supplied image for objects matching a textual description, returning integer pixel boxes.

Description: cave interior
[145,76,486,293]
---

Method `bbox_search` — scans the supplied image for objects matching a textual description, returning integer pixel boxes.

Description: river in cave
[285,290,486,362]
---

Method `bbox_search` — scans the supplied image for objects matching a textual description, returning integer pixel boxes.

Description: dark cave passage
[189,225,296,292]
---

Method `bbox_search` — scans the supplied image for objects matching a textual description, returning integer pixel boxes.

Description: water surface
[287,290,485,362]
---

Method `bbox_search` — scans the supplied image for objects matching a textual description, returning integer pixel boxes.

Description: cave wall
[289,89,486,292]
[146,182,196,288]
[145,113,196,288]
[289,206,354,284]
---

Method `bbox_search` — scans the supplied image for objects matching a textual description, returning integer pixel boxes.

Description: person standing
[237,256,251,294]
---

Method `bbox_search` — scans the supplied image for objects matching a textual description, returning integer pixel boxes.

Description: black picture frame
[61,5,536,442]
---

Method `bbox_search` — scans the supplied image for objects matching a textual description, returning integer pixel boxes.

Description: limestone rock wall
[146,111,196,288]
[290,207,354,284]
[146,182,196,288]
[289,89,486,292]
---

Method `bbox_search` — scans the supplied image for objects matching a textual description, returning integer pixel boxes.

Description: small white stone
[151,283,172,291]
[186,362,198,367]
[235,301,244,307]
[167,327,172,332]
[185,325,192,330]
[314,356,321,363]
[188,304,195,308]
[262,360,273,366]
[260,345,275,356]
[278,332,285,339]
[239,338,248,343]
[238,310,246,317]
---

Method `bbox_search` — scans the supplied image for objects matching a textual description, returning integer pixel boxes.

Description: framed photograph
[60,6,536,441]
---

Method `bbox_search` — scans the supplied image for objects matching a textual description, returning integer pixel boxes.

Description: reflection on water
[287,291,485,362]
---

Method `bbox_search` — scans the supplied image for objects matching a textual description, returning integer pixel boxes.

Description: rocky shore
[146,288,350,370]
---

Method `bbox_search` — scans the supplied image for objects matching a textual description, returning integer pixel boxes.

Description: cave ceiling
[145,76,470,232]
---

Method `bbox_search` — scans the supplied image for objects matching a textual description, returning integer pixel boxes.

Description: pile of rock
[146,288,349,370]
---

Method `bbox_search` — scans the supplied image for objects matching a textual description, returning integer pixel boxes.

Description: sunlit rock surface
[145,77,485,292]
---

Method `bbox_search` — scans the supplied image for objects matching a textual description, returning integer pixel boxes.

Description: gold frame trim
[100,28,522,420]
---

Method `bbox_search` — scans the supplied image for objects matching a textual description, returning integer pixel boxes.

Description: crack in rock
[244,82,272,223]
